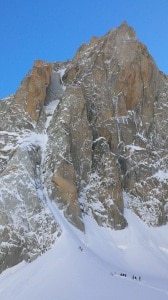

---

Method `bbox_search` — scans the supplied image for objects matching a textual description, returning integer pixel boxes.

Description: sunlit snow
[0,202,168,300]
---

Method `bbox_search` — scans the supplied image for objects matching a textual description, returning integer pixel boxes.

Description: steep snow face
[0,205,168,300]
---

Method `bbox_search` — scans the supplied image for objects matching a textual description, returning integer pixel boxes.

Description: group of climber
[120,273,141,281]
[111,272,142,281]
[132,275,141,281]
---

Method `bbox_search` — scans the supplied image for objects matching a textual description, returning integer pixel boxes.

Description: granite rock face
[0,22,168,272]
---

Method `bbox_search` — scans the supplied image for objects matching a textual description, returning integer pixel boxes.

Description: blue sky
[0,0,168,98]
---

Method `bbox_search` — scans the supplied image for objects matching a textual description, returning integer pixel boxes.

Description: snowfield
[0,202,168,300]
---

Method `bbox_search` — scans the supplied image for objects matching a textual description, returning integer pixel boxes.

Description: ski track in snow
[0,199,168,300]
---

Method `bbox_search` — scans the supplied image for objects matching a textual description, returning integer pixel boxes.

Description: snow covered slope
[0,201,168,300]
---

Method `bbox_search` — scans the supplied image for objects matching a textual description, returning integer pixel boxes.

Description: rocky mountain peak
[0,23,168,273]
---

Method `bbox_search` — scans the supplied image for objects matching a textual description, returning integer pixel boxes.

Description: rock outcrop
[0,22,168,273]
